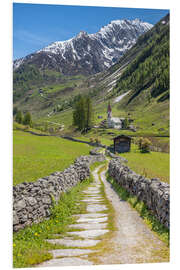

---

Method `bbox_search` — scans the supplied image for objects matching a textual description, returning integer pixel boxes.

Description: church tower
[107,102,112,119]
[107,102,112,128]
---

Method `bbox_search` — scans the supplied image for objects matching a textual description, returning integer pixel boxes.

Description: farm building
[113,135,131,153]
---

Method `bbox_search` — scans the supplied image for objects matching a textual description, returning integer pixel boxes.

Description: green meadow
[121,144,169,184]
[13,130,92,186]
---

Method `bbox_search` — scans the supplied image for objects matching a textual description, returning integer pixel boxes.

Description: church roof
[111,117,122,123]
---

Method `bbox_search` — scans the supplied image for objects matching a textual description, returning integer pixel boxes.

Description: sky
[13,3,169,60]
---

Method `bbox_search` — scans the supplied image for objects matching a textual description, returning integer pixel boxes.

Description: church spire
[107,102,112,118]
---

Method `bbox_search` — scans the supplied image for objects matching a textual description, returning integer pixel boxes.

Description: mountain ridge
[13,19,153,75]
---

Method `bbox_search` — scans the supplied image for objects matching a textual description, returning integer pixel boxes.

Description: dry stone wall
[13,154,105,232]
[108,159,169,229]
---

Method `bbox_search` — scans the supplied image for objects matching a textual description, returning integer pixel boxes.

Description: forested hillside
[111,14,169,104]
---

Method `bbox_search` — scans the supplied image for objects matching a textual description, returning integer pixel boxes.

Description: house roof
[113,134,131,140]
[111,117,122,123]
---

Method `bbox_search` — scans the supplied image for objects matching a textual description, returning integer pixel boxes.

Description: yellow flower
[34,232,38,236]
[13,243,16,247]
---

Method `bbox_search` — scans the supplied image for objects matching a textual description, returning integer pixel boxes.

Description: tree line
[111,16,169,102]
[13,108,32,127]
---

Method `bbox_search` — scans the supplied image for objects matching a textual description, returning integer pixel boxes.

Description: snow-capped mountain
[13,19,153,75]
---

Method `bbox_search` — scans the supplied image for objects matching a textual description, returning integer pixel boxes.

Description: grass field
[72,135,169,183]
[121,144,170,183]
[13,130,92,186]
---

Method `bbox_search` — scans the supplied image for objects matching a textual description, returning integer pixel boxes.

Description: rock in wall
[13,154,105,232]
[108,159,169,229]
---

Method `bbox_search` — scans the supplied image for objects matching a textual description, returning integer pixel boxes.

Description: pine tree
[13,107,18,116]
[15,110,23,124]
[23,112,32,127]
[73,95,93,132]
[85,96,93,131]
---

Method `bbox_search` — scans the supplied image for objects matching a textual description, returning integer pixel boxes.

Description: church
[107,103,124,129]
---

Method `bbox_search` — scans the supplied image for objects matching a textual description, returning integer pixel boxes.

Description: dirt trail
[38,165,169,267]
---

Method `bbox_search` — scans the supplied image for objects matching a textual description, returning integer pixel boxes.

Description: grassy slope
[44,86,169,137]
[13,130,92,185]
[13,66,87,119]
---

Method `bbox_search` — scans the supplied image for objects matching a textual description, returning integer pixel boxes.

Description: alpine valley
[13,14,169,147]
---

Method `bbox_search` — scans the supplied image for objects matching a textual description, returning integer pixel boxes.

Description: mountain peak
[76,31,88,38]
[13,18,153,75]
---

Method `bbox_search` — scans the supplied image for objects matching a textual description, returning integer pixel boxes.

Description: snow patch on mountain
[13,19,153,75]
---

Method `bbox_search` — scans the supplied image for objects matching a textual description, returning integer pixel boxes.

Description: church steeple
[107,102,112,118]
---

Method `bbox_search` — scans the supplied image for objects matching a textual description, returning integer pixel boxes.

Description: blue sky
[13,3,169,60]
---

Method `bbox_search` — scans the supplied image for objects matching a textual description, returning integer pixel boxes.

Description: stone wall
[13,154,105,232]
[108,159,169,229]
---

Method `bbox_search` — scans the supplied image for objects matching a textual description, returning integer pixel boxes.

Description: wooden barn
[113,135,131,153]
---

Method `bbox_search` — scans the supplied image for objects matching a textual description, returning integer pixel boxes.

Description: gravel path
[94,169,169,265]
[38,165,169,267]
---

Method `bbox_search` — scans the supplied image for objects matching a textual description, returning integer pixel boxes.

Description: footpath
[38,165,169,267]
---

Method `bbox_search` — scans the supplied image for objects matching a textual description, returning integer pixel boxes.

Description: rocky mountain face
[13,19,153,75]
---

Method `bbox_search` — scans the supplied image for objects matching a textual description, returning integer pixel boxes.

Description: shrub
[15,110,23,124]
[24,125,30,131]
[95,137,101,144]
[90,137,95,144]
[23,112,32,127]
[123,118,129,129]
[138,137,143,149]
[138,138,151,153]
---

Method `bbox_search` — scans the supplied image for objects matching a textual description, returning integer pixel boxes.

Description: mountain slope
[43,14,169,136]
[109,14,169,104]
[13,19,152,76]
[13,15,169,137]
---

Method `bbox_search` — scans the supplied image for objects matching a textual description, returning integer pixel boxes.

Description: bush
[15,110,23,124]
[24,125,30,131]
[123,118,129,129]
[138,137,151,153]
[95,137,101,144]
[23,112,32,127]
[90,137,95,144]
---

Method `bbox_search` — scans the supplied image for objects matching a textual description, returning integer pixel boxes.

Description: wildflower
[34,232,38,236]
